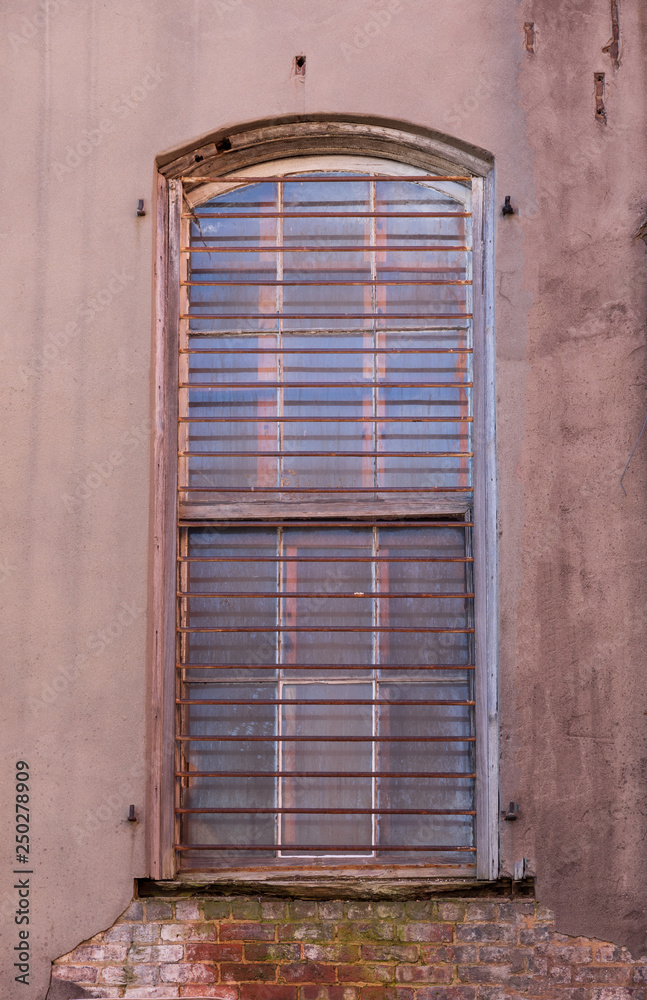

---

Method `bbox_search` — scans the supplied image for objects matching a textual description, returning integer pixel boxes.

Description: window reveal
[174,170,478,870]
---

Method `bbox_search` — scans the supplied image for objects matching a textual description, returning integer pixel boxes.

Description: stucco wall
[1,0,646,997]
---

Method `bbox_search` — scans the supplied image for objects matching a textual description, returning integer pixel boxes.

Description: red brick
[456,924,501,943]
[279,923,335,942]
[221,922,275,941]
[261,900,289,921]
[221,962,277,982]
[550,965,574,984]
[598,946,634,964]
[466,903,497,921]
[338,922,395,942]
[575,967,632,985]
[547,944,593,964]
[162,922,217,942]
[403,901,437,920]
[338,963,395,983]
[520,926,551,944]
[416,989,477,1000]
[304,944,361,963]
[590,990,647,1000]
[232,899,262,920]
[479,945,528,970]
[280,963,337,983]
[422,945,476,963]
[400,923,453,943]
[186,942,243,962]
[146,900,174,921]
[239,987,298,1000]
[246,942,302,962]
[457,964,513,983]
[179,989,238,999]
[360,944,418,962]
[289,900,318,919]
[302,989,359,1000]
[395,965,453,985]
[437,902,467,921]
[360,989,415,1000]
[51,967,98,983]
[161,963,218,984]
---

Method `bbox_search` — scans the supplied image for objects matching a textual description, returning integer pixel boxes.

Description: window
[154,149,497,881]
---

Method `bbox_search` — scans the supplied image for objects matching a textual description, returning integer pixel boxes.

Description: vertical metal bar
[277,525,283,854]
[277,182,284,496]
[372,523,378,857]
[370,179,378,497]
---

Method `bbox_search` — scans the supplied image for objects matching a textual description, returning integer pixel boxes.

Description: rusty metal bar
[183,174,472,182]
[184,314,472,321]
[176,735,475,742]
[177,664,475,671]
[186,211,471,219]
[179,451,472,459]
[178,487,473,493]
[176,698,475,706]
[178,555,472,562]
[182,348,473,354]
[182,245,471,253]
[183,279,472,286]
[180,380,472,388]
[180,416,474,422]
[175,514,474,532]
[175,770,476,778]
[178,591,474,598]
[175,843,475,851]
[178,626,473,633]
[177,808,476,815]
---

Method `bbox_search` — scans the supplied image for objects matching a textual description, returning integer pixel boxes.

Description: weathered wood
[159,119,492,188]
[151,178,182,879]
[178,498,472,521]
[471,174,499,881]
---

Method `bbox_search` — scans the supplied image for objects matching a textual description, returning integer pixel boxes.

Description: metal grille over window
[175,170,477,870]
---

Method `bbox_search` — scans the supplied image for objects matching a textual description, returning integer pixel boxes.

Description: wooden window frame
[151,121,497,888]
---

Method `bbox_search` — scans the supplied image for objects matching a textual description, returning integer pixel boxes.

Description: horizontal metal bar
[187,210,471,219]
[178,592,474,598]
[182,279,472,286]
[180,381,472,388]
[177,626,473,633]
[177,664,475,671]
[184,314,472,321]
[181,348,473,354]
[178,487,473,493]
[176,735,475,742]
[175,770,476,778]
[180,416,473,422]
[176,699,475,706]
[177,808,476,815]
[178,556,473,562]
[175,514,474,532]
[175,843,475,851]
[184,174,472,182]
[182,245,471,253]
[180,451,472,459]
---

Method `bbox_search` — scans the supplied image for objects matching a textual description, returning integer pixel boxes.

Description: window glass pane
[282,177,371,330]
[179,524,475,865]
[189,182,278,332]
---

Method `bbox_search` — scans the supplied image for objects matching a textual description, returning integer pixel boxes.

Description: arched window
[154,138,496,884]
